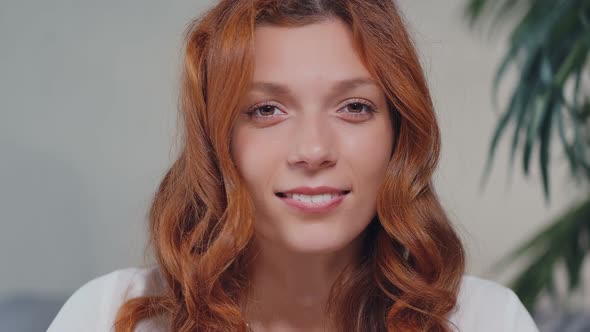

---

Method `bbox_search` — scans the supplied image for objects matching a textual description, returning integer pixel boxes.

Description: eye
[244,98,378,122]
[245,101,285,121]
[338,99,378,119]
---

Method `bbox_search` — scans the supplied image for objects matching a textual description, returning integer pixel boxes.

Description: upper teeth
[285,193,341,203]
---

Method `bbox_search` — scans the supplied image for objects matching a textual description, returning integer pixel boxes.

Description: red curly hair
[114,0,466,331]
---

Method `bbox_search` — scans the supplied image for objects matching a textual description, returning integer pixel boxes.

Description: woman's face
[231,18,393,254]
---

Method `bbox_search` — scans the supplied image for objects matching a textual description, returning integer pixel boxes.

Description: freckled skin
[231,18,393,254]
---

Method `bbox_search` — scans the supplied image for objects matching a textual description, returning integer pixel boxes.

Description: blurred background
[0,0,587,331]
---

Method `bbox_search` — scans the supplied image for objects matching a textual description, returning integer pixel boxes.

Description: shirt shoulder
[47,266,165,332]
[447,274,539,332]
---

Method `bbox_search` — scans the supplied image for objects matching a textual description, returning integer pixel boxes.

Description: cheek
[232,130,258,187]
[341,122,393,180]
[231,127,284,194]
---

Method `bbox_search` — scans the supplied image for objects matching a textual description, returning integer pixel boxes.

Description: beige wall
[0,0,583,304]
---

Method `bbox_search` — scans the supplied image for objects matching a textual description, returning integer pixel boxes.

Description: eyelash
[245,98,378,121]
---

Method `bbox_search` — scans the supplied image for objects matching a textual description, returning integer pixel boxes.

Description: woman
[48,0,539,331]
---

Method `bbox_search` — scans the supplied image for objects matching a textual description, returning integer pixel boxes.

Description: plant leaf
[478,104,518,192]
[538,98,556,203]
[523,93,550,175]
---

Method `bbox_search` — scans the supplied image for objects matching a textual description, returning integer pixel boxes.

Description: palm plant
[463,0,590,311]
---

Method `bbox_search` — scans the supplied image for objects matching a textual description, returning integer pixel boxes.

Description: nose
[286,112,337,171]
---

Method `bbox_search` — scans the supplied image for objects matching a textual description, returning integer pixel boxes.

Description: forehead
[252,19,372,84]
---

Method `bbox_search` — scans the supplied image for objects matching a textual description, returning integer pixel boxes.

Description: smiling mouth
[274,190,350,213]
[275,191,350,198]
[276,190,350,197]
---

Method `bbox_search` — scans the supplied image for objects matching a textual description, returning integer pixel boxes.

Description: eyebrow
[247,77,380,100]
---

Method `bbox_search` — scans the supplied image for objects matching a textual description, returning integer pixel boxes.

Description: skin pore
[230,18,394,331]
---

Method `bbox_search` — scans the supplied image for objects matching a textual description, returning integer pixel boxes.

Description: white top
[47,266,540,331]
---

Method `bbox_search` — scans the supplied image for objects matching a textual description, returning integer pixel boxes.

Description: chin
[277,221,365,254]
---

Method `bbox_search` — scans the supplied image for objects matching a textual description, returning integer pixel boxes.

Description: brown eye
[338,99,377,120]
[259,105,278,116]
[245,101,285,123]
[347,102,366,113]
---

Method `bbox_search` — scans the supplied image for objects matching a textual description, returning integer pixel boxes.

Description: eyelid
[339,98,378,112]
[246,100,285,114]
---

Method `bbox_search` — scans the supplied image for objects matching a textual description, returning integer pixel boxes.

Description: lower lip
[276,193,348,214]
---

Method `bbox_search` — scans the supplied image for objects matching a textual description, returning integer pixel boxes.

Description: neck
[242,233,366,331]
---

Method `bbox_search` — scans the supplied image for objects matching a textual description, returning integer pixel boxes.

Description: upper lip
[277,186,350,195]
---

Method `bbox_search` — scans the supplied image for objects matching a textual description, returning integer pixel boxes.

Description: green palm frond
[468,0,590,202]
[487,197,590,309]
[464,0,590,312]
